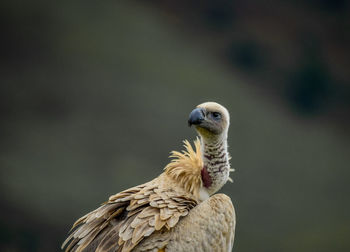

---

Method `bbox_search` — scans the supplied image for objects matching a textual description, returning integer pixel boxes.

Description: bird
[62,102,236,252]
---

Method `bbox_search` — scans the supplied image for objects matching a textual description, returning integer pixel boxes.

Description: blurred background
[1,0,349,251]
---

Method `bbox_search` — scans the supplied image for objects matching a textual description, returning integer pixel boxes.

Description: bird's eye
[212,112,221,120]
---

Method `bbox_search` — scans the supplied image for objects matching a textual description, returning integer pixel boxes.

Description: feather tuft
[164,138,203,198]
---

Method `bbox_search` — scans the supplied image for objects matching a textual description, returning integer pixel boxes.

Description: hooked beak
[188,108,206,127]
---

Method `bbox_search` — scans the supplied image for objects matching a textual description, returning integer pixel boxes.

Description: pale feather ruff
[164,138,203,198]
[164,138,234,199]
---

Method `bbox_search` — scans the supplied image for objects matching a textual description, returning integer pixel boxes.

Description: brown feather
[154,214,166,230]
[131,220,151,244]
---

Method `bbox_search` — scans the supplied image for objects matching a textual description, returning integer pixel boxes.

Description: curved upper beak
[188,108,206,126]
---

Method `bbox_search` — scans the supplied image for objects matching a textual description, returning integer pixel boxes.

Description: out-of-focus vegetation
[0,1,349,251]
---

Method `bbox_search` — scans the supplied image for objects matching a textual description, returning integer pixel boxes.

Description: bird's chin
[195,126,220,139]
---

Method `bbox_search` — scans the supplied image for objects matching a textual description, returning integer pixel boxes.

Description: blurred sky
[1,1,349,251]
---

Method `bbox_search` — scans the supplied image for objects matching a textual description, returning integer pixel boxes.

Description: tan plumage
[136,194,235,252]
[62,102,236,252]
[164,139,203,198]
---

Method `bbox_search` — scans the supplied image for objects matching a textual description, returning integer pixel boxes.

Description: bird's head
[188,102,230,141]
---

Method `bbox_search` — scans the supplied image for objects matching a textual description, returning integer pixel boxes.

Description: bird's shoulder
[62,178,198,252]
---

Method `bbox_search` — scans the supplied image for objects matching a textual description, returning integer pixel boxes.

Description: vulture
[62,102,236,252]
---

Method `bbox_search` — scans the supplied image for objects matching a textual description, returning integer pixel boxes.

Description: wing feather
[62,179,197,252]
